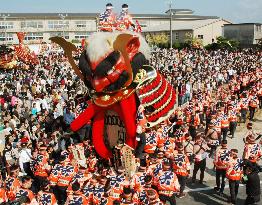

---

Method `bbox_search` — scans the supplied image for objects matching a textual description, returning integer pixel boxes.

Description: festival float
[0,32,39,69]
[50,4,176,174]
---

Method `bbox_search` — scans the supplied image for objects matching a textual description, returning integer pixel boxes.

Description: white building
[0,9,231,45]
[142,9,231,46]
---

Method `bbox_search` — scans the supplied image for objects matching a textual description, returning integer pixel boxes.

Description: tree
[145,33,169,48]
[216,36,239,50]
[145,34,154,45]
[257,38,262,49]
[71,39,80,44]
[173,41,181,49]
[184,32,203,48]
[205,36,239,50]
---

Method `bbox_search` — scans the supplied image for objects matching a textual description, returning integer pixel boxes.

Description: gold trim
[141,78,168,107]
[138,75,163,99]
[145,88,176,128]
[123,89,129,95]
[146,101,176,128]
[94,88,136,107]
[102,95,110,101]
[134,69,147,83]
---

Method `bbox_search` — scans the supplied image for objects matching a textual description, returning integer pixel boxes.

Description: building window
[50,32,69,39]
[138,21,147,28]
[256,25,261,32]
[75,21,87,28]
[0,21,14,29]
[197,35,204,39]
[21,21,43,29]
[48,20,69,29]
[24,32,43,41]
[175,32,179,40]
[0,33,13,41]
[74,32,91,39]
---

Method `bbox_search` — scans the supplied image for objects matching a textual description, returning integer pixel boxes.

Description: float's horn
[50,37,84,81]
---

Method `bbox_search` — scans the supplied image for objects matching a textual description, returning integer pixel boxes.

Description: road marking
[185,181,262,193]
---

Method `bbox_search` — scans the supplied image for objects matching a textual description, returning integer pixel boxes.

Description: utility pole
[58,13,68,39]
[0,14,10,45]
[169,0,173,49]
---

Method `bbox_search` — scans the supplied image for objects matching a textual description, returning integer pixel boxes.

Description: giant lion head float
[51,31,176,159]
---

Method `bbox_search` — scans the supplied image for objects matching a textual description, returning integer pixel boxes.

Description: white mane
[85,31,151,63]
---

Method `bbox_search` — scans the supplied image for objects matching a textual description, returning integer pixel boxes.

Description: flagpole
[169,0,173,49]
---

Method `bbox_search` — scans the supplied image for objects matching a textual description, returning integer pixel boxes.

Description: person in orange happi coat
[243,134,262,163]
[65,182,89,205]
[107,166,129,202]
[173,144,190,198]
[115,4,136,31]
[135,105,148,159]
[248,90,259,121]
[228,105,238,138]
[0,175,7,204]
[33,145,51,192]
[214,140,230,195]
[144,175,164,205]
[144,129,158,155]
[98,3,116,32]
[183,135,194,164]
[131,160,147,192]
[16,176,37,204]
[219,108,229,141]
[5,165,21,201]
[226,149,244,205]
[120,186,140,204]
[37,179,57,205]
[239,92,249,123]
[157,159,180,205]
[192,134,210,184]
[49,155,77,205]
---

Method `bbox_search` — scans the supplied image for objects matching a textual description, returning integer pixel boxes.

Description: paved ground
[196,109,262,181]
[177,181,262,205]
[177,109,262,204]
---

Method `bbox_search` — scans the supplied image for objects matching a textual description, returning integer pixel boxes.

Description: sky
[0,0,261,23]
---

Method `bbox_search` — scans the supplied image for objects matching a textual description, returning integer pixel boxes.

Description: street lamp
[0,14,10,45]
[58,13,68,39]
[168,1,173,49]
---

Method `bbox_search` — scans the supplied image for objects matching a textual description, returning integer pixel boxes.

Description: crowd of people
[0,47,261,205]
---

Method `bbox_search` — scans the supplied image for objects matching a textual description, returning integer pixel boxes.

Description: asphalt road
[177,181,262,205]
